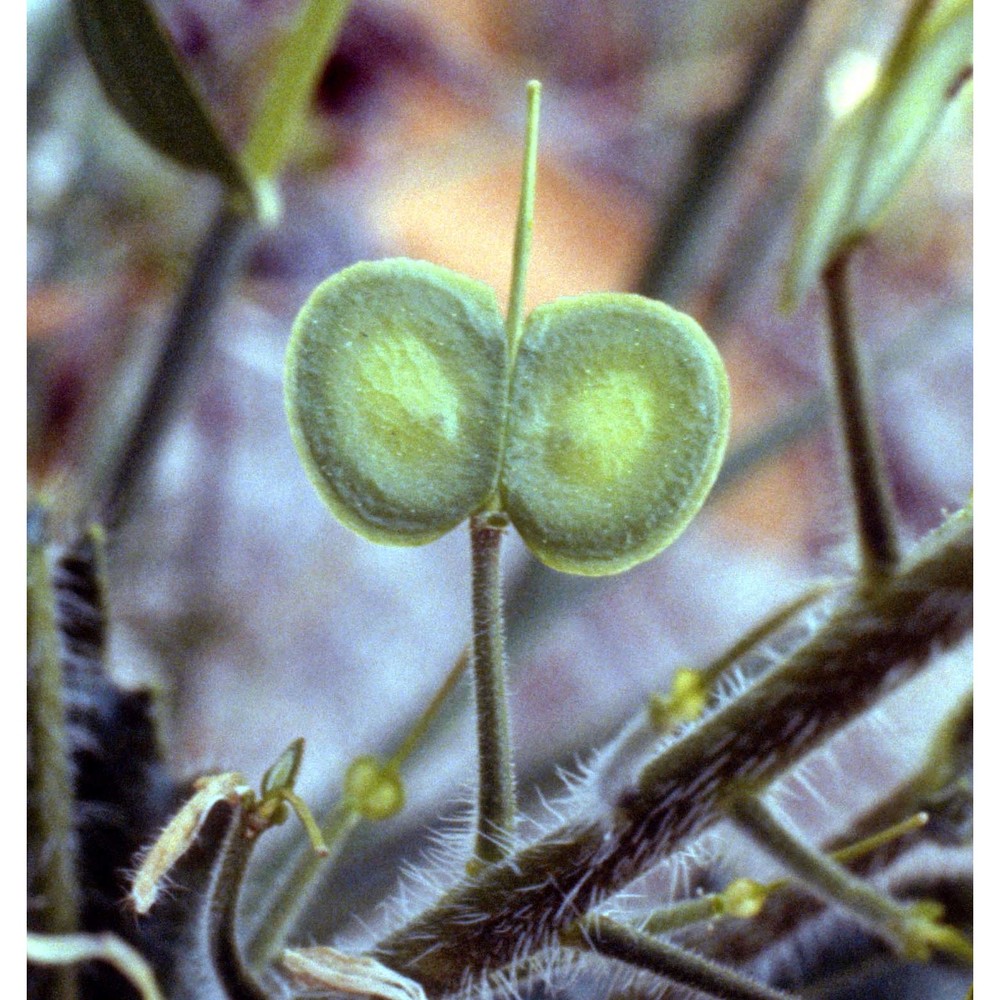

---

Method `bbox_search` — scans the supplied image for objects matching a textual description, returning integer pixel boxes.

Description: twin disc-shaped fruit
[286,259,730,576]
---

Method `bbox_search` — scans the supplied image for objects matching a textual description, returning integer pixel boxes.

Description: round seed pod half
[501,294,730,575]
[285,259,508,545]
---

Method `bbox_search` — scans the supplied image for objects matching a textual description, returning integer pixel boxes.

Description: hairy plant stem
[101,193,255,531]
[208,804,271,1000]
[27,509,80,1000]
[822,249,900,578]
[372,505,971,995]
[569,916,798,1000]
[469,513,516,865]
[695,695,972,971]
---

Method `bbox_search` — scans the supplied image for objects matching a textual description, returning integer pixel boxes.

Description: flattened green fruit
[501,294,729,575]
[285,259,507,544]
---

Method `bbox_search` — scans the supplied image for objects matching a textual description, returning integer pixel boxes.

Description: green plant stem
[642,895,721,935]
[246,800,360,971]
[726,794,965,961]
[27,509,80,1000]
[388,647,470,769]
[101,193,255,531]
[372,505,971,995]
[822,249,900,578]
[246,648,471,968]
[696,697,972,971]
[568,916,798,1000]
[241,0,354,185]
[208,804,272,1000]
[469,513,516,865]
[504,80,541,358]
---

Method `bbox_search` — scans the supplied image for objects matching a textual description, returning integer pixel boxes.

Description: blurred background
[27,0,972,995]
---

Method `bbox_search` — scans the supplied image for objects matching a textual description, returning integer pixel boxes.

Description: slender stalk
[208,805,272,1000]
[504,80,541,358]
[727,794,969,961]
[388,647,470,769]
[821,249,900,578]
[101,193,255,531]
[246,801,360,970]
[27,508,80,1000]
[372,506,971,995]
[698,580,835,688]
[634,0,810,303]
[247,648,471,969]
[570,916,798,1000]
[642,896,721,936]
[829,811,930,866]
[460,81,541,867]
[469,513,516,865]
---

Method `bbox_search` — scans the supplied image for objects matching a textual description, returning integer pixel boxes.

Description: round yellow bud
[344,755,405,821]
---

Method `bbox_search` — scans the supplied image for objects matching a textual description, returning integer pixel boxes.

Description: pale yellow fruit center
[348,332,462,465]
[546,370,654,487]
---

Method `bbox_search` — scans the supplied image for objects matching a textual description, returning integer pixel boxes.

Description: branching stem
[373,506,971,995]
[247,648,471,969]
[246,801,360,971]
[728,794,913,946]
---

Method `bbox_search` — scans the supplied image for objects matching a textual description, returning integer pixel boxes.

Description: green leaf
[284,259,508,546]
[783,0,972,309]
[71,0,249,192]
[241,0,354,184]
[501,294,730,576]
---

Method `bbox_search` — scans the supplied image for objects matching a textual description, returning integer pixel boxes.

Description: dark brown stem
[372,506,971,995]
[822,249,900,578]
[469,512,516,864]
